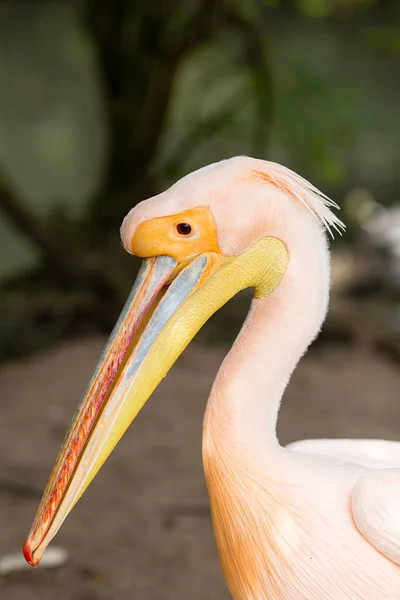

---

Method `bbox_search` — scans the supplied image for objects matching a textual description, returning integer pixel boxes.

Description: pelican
[24,157,400,599]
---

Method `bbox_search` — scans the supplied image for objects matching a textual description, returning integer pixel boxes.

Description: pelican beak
[23,230,288,567]
[23,251,224,566]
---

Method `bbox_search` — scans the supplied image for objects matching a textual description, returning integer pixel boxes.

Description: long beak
[23,237,288,567]
[23,251,222,566]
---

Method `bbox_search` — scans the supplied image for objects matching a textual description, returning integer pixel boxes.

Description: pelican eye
[176,223,192,236]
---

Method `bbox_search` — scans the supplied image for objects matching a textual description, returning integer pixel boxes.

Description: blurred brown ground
[1,335,400,600]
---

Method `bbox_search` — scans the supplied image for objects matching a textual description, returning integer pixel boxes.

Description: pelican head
[23,156,343,567]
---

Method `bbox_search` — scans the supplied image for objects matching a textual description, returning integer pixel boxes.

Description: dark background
[0,1,399,598]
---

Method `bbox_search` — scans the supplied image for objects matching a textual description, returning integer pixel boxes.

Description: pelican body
[24,157,400,599]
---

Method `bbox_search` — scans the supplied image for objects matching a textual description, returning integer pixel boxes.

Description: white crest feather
[251,162,346,239]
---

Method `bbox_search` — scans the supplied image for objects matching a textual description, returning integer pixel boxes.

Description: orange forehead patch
[129,207,221,262]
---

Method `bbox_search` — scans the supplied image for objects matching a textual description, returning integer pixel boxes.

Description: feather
[250,163,346,239]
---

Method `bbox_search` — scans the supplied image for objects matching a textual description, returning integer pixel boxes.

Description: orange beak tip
[23,538,39,567]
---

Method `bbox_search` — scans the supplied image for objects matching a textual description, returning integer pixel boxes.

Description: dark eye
[176,223,192,236]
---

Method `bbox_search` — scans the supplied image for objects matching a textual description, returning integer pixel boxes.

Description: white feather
[250,161,346,239]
